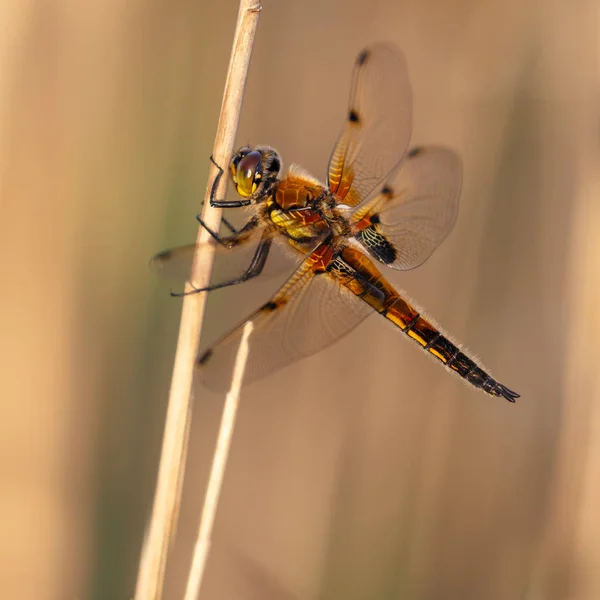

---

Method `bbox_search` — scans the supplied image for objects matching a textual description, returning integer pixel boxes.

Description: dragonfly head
[230,146,281,201]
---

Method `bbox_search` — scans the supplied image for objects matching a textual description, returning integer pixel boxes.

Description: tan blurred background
[1,1,599,599]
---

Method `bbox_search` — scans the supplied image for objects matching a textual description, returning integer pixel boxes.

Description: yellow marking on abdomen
[407,329,427,346]
[429,348,447,362]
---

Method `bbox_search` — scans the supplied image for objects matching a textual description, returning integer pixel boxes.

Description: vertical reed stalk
[135,3,262,598]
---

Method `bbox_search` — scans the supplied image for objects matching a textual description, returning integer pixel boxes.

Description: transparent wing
[196,243,373,392]
[328,42,412,207]
[151,230,303,288]
[353,146,462,271]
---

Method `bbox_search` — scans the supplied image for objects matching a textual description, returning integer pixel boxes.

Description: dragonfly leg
[195,210,239,235]
[209,154,251,208]
[220,216,239,234]
[194,214,260,248]
[171,234,272,297]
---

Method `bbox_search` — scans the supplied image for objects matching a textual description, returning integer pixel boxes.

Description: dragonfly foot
[170,284,203,297]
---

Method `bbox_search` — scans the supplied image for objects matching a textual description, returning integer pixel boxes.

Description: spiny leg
[209,155,251,208]
[171,234,272,297]
[194,214,259,248]
[196,212,239,235]
[192,155,248,235]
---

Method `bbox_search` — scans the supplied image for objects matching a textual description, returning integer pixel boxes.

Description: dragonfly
[153,42,519,402]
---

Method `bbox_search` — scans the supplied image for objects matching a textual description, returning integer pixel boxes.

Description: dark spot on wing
[348,109,360,123]
[408,147,423,158]
[356,49,369,66]
[374,241,397,264]
[154,249,172,261]
[380,185,394,198]
[197,348,213,366]
[370,214,381,224]
[262,301,279,312]
[356,225,397,265]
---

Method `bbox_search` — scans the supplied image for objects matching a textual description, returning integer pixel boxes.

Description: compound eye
[235,150,262,197]
[229,149,247,183]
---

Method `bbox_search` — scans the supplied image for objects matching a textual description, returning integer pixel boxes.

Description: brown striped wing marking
[353,146,462,271]
[196,242,372,392]
[328,43,412,207]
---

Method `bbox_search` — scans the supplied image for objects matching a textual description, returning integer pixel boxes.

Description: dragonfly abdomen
[384,298,518,402]
[333,246,519,403]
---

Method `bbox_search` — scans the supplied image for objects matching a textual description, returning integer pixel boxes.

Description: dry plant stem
[134,2,262,599]
[183,322,254,600]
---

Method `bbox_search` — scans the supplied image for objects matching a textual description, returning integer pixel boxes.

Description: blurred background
[1,0,599,599]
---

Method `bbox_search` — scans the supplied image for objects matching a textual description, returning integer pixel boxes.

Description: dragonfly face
[153,43,519,403]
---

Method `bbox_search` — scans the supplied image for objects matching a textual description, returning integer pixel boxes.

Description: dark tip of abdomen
[493,383,520,403]
[348,109,360,123]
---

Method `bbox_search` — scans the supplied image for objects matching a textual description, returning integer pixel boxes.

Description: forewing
[196,244,373,392]
[328,43,412,206]
[151,231,303,288]
[355,146,462,271]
